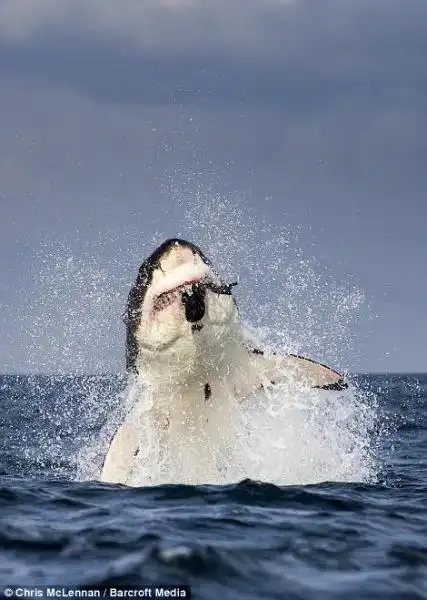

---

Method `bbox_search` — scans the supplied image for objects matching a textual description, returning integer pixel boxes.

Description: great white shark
[100,238,347,484]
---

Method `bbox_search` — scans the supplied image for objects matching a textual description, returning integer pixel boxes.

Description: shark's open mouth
[152,279,204,313]
[152,278,238,315]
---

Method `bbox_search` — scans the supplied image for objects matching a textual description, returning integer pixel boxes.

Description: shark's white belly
[103,376,247,486]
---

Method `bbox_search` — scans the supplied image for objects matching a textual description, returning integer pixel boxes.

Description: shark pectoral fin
[278,354,348,390]
[248,347,347,391]
[100,422,139,485]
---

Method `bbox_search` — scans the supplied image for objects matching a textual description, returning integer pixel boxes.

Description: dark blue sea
[0,373,426,599]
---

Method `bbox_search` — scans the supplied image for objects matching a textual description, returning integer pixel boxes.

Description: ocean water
[0,372,426,599]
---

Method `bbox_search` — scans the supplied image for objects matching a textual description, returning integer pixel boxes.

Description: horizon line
[0,371,426,377]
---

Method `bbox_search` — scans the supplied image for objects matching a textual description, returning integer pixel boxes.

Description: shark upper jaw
[139,239,229,317]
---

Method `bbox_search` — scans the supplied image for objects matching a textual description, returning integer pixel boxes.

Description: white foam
[95,366,375,487]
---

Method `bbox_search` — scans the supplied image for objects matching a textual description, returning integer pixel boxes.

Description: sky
[0,0,426,374]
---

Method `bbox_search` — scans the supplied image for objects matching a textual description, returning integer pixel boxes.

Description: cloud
[0,0,426,110]
[0,0,296,59]
[0,0,425,64]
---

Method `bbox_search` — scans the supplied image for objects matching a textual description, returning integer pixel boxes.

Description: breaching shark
[100,238,347,484]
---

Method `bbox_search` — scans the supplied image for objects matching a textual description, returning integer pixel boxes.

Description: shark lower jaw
[136,329,244,385]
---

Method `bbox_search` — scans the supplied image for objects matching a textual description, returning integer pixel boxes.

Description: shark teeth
[152,282,199,313]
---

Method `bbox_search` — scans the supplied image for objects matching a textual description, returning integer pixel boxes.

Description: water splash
[117,379,377,487]
[18,180,376,485]
[162,174,367,371]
